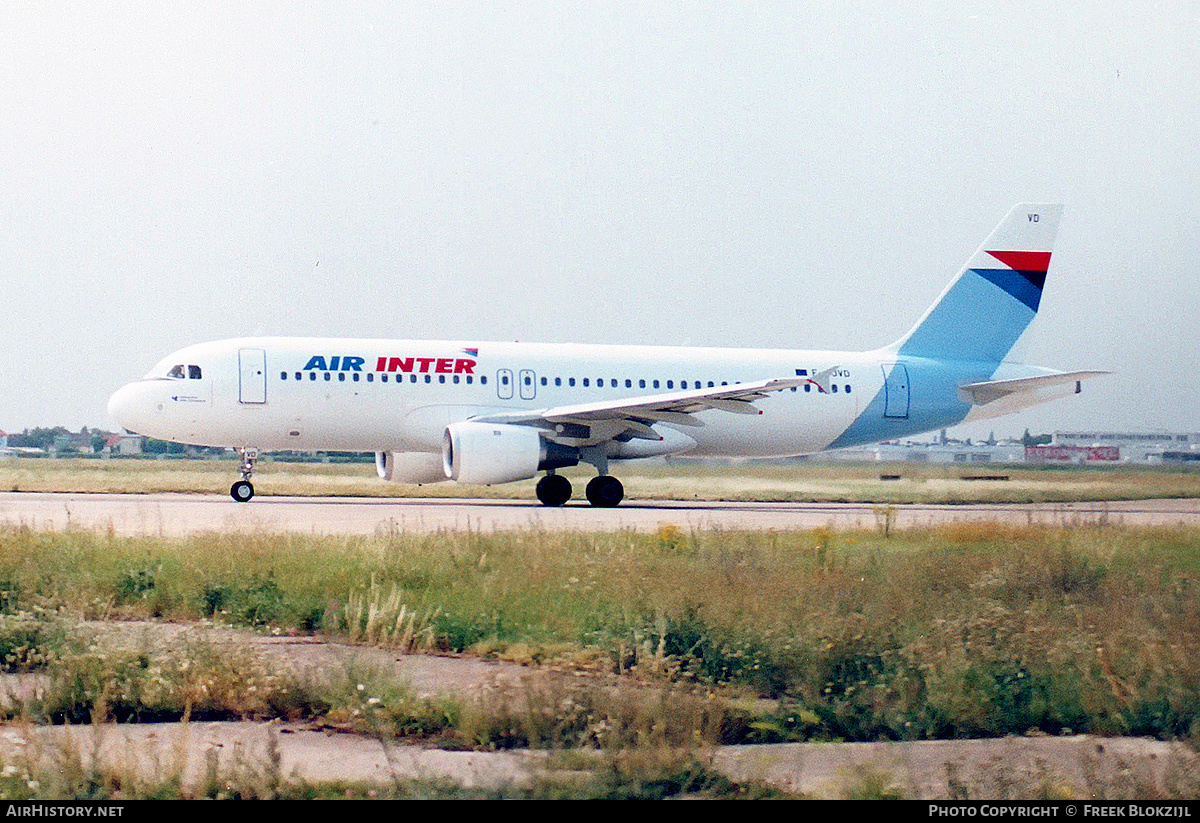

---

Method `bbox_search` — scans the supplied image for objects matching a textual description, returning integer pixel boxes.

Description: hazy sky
[2,2,1197,441]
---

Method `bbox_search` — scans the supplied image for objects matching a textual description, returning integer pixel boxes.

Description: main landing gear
[535,473,572,507]
[230,447,258,503]
[534,472,624,508]
[585,475,624,507]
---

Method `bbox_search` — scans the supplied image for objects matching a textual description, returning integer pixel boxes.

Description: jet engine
[375,451,449,485]
[442,421,578,485]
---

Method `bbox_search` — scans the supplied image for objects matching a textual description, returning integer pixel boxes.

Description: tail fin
[888,203,1063,363]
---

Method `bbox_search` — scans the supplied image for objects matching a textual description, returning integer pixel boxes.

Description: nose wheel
[230,447,258,503]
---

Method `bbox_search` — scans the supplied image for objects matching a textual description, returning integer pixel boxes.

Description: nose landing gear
[230,448,258,502]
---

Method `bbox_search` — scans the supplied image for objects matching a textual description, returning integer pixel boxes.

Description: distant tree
[8,427,69,450]
[1021,429,1052,446]
[142,438,186,455]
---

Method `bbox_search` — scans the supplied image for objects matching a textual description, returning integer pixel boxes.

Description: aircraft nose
[107,381,152,433]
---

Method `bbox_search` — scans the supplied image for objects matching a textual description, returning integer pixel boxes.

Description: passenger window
[309,372,316,381]
[324,373,331,381]
[653,380,660,389]
[845,385,852,394]
[481,376,488,385]
[832,384,838,393]
[555,377,562,387]
[280,372,287,380]
[339,373,346,382]
[294,372,301,381]
[569,378,576,387]
[353,373,360,382]
[583,378,590,387]
[366,373,373,382]
[667,381,674,389]
[639,379,646,388]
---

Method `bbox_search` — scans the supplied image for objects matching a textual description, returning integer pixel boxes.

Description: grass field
[0,522,1198,748]
[3,455,1199,504]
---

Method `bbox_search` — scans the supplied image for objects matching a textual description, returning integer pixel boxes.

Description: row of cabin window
[529,376,849,394]
[279,371,852,394]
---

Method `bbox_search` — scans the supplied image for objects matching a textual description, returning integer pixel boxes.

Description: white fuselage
[107,336,1065,460]
[110,338,855,455]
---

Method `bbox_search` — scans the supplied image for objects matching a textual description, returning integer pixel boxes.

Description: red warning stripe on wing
[986,250,1052,271]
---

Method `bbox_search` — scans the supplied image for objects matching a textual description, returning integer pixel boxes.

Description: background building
[821,431,1200,465]
[1052,431,1200,464]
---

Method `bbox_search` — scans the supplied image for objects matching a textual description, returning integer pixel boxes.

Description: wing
[475,377,806,446]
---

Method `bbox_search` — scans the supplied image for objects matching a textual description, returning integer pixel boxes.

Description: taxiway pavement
[1,492,1198,536]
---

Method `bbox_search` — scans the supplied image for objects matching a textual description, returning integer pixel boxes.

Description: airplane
[107,203,1106,507]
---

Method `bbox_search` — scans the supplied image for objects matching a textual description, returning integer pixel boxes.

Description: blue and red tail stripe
[972,249,1052,311]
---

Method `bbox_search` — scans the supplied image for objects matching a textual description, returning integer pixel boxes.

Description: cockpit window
[156,363,202,380]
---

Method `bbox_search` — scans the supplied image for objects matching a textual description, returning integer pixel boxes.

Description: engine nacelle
[375,451,449,484]
[443,421,578,485]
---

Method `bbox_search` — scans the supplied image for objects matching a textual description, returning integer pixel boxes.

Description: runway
[1,492,1198,537]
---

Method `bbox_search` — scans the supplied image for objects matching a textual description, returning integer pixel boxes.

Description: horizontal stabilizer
[959,371,1110,405]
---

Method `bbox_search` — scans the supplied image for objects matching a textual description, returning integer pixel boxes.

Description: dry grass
[2,520,1198,746]
[3,456,1199,504]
